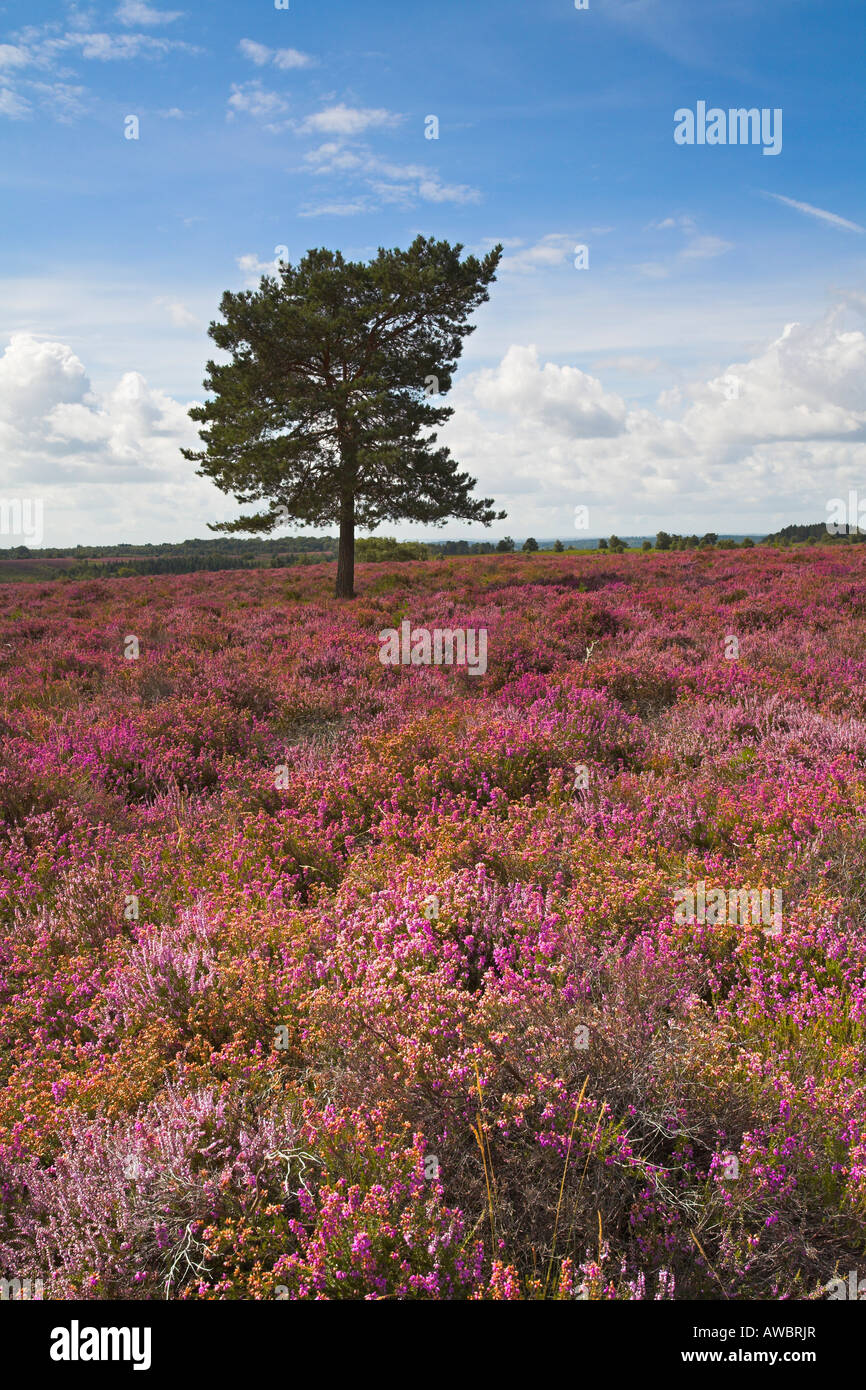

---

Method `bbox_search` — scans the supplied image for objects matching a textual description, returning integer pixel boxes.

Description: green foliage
[183,236,506,596]
[355,536,432,563]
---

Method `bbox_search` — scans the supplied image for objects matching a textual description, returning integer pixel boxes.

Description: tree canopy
[183,236,505,597]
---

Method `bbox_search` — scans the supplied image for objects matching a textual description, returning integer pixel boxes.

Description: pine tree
[183,237,505,598]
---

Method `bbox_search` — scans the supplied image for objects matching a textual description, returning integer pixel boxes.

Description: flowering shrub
[1,547,865,1299]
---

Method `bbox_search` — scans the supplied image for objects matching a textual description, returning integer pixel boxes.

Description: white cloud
[238,39,270,65]
[116,1,183,24]
[763,192,864,234]
[499,235,582,274]
[3,307,864,544]
[65,31,195,60]
[440,309,866,532]
[300,141,479,207]
[418,176,480,205]
[273,47,313,71]
[0,45,29,70]
[0,23,196,124]
[238,38,313,69]
[28,81,88,121]
[0,86,30,118]
[297,200,370,218]
[469,345,627,437]
[301,103,401,136]
[227,80,289,125]
[679,234,733,261]
[235,252,289,285]
[0,333,198,485]
[648,215,696,233]
[303,142,366,173]
[0,334,252,545]
[155,298,199,328]
[640,217,733,269]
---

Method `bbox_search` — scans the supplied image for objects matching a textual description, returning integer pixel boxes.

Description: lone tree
[183,236,505,598]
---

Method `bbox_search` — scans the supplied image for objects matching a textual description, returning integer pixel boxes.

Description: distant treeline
[26,535,337,561]
[761,521,864,543]
[0,533,498,580]
[0,522,857,583]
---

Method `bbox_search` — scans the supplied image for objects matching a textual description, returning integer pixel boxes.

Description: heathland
[0,546,864,1299]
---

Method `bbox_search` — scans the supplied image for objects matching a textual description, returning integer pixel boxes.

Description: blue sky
[0,0,864,545]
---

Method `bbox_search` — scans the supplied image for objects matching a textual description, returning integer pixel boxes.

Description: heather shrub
[1,549,865,1297]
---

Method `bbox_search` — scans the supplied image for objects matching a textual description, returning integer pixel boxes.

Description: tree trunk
[335,487,355,599]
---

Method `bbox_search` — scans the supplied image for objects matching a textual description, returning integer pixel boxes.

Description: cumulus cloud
[0,334,198,486]
[499,235,587,274]
[468,345,627,437]
[6,308,863,545]
[440,309,866,530]
[235,251,293,285]
[0,335,254,544]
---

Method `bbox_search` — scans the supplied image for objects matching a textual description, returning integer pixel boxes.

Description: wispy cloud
[763,192,864,234]
[301,103,401,136]
[226,80,289,128]
[679,234,733,261]
[0,44,29,70]
[297,201,371,218]
[238,39,313,70]
[3,26,197,67]
[116,1,184,24]
[155,297,199,328]
[0,85,29,118]
[302,142,479,208]
[640,216,732,271]
[68,31,196,60]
